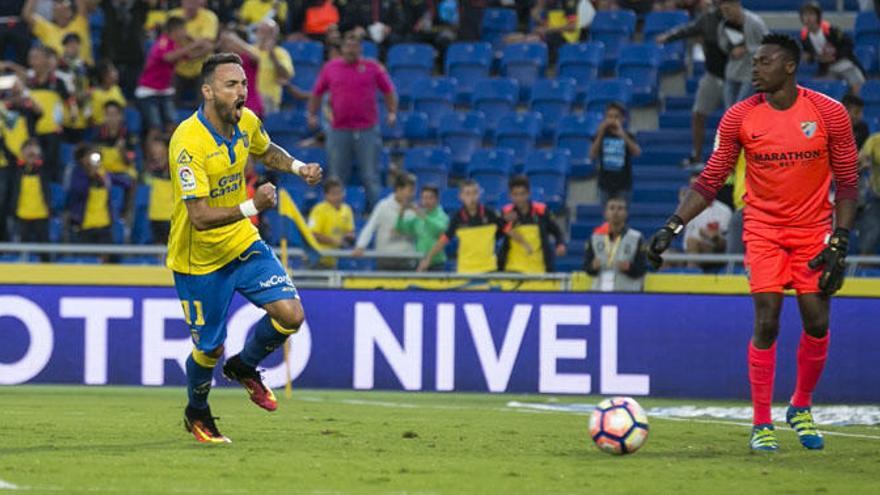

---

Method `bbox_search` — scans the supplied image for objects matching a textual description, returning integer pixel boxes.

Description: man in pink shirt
[135,16,199,133]
[307,31,398,207]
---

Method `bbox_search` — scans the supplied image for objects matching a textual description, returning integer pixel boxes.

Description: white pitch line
[299,396,880,441]
[0,479,19,490]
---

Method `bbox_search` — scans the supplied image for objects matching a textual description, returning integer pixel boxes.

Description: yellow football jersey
[166,107,270,275]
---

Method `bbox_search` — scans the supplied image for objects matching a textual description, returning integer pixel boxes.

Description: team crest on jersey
[179,166,196,192]
[800,121,817,138]
[177,149,193,165]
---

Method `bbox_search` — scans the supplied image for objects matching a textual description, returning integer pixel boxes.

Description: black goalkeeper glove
[646,215,684,270]
[808,228,849,296]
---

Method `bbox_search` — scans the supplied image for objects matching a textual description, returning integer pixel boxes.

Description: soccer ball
[589,397,649,455]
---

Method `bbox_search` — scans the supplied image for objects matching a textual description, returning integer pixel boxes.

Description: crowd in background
[0,0,879,285]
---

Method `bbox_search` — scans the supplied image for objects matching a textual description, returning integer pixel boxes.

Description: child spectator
[27,45,74,182]
[254,20,294,115]
[94,101,138,217]
[583,196,648,292]
[354,173,418,270]
[590,102,641,206]
[419,180,532,274]
[13,139,51,247]
[22,0,94,66]
[68,143,112,245]
[136,16,196,133]
[58,32,90,141]
[90,60,127,126]
[396,185,449,271]
[144,135,171,244]
[501,175,567,273]
[309,177,356,268]
[799,1,866,96]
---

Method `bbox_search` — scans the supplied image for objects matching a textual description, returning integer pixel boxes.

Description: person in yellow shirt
[169,0,220,106]
[69,143,113,247]
[308,177,355,268]
[254,20,293,114]
[168,53,322,444]
[0,74,41,242]
[12,139,51,248]
[90,61,127,126]
[238,0,289,27]
[93,101,138,216]
[27,46,76,182]
[859,132,880,255]
[22,0,94,66]
[58,33,90,140]
[144,134,172,244]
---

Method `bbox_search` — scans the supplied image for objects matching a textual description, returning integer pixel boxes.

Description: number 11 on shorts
[181,300,205,326]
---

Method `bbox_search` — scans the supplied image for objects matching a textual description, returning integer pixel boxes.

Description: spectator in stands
[218,28,265,117]
[308,31,398,208]
[395,0,457,63]
[799,1,865,96]
[69,143,113,245]
[656,1,728,168]
[843,94,870,150]
[169,0,220,108]
[859,131,880,254]
[22,0,95,66]
[58,33,90,142]
[717,0,767,108]
[500,175,567,274]
[0,73,41,242]
[354,173,418,270]
[396,184,449,271]
[238,0,289,27]
[506,0,580,64]
[419,179,532,273]
[309,177,356,268]
[337,0,402,52]
[206,0,245,24]
[12,139,52,247]
[725,149,746,255]
[94,101,138,217]
[590,101,640,206]
[90,60,127,126]
[254,20,294,115]
[27,46,74,182]
[144,134,172,244]
[583,196,647,292]
[300,0,340,41]
[0,1,30,66]
[100,0,149,97]
[682,172,732,271]
[136,16,198,133]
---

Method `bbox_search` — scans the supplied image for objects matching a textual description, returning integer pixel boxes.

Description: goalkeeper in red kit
[647,34,859,452]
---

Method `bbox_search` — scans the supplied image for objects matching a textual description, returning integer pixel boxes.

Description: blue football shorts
[173,240,299,352]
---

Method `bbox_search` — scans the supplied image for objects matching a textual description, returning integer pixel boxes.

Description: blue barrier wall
[1,286,878,402]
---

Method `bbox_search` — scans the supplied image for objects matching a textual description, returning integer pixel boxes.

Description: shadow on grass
[0,439,184,457]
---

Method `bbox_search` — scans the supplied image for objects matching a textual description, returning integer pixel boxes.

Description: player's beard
[217,99,245,125]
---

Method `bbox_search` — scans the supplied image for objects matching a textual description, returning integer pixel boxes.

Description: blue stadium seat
[441,187,460,212]
[469,149,514,206]
[48,216,62,243]
[109,185,125,217]
[801,79,847,101]
[495,112,543,171]
[855,44,878,76]
[575,204,603,223]
[404,147,451,191]
[583,78,633,113]
[345,186,366,218]
[361,40,379,60]
[393,73,422,110]
[555,113,602,177]
[643,10,689,73]
[633,182,680,203]
[558,42,604,98]
[282,40,323,92]
[400,111,431,142]
[472,78,520,130]
[589,10,636,72]
[500,42,548,101]
[49,183,66,212]
[175,107,191,124]
[616,43,661,106]
[412,77,458,133]
[530,78,576,139]
[860,80,880,116]
[263,110,312,142]
[525,150,570,211]
[855,11,880,46]
[439,111,486,175]
[445,42,493,104]
[524,149,570,175]
[481,8,518,48]
[124,106,142,136]
[388,43,436,81]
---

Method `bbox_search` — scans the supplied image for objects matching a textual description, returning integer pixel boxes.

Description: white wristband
[291,159,306,175]
[239,199,259,218]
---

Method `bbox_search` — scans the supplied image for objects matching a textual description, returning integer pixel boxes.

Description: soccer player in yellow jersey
[167,53,322,444]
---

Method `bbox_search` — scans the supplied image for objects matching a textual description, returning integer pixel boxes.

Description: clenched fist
[254,182,277,211]
[299,163,323,186]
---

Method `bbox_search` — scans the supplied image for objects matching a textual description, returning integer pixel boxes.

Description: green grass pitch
[1,386,878,494]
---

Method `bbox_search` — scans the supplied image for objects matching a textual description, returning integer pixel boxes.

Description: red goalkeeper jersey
[692,87,859,228]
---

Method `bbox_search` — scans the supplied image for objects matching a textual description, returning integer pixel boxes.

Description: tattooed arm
[253,142,323,186]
